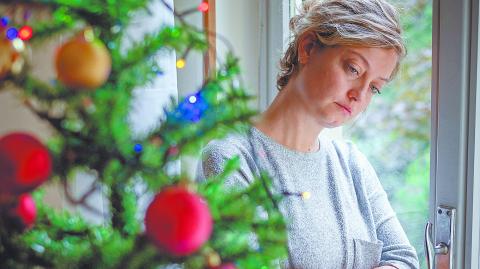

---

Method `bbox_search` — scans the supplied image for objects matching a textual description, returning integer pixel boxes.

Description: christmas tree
[0,1,287,268]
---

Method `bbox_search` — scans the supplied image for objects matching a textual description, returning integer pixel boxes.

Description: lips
[335,102,352,115]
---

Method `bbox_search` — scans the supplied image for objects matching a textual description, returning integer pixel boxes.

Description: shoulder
[322,137,370,168]
[324,138,380,190]
[198,130,258,186]
[201,131,253,161]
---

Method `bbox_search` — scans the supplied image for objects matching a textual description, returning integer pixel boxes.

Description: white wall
[174,0,204,97]
[216,0,261,99]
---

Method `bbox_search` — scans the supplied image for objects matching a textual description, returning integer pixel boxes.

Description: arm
[353,146,420,269]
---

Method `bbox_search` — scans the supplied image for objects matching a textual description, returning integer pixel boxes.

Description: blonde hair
[277,0,406,90]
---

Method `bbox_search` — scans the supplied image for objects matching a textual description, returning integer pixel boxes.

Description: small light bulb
[176,59,186,69]
[198,2,209,12]
[301,191,311,200]
[12,38,25,52]
[84,28,95,42]
[134,143,143,153]
[188,95,197,104]
[6,27,18,40]
[18,26,33,41]
[0,17,9,27]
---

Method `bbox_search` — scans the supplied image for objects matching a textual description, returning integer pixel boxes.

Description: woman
[197,0,420,268]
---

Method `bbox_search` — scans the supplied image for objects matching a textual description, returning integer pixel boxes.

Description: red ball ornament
[0,132,52,195]
[145,186,213,256]
[15,193,37,228]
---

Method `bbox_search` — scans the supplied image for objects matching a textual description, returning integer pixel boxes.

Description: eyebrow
[347,49,391,82]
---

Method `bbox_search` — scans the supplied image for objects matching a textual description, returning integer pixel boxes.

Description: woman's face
[292,36,398,128]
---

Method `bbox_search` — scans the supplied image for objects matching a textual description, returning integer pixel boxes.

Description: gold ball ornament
[55,29,111,90]
[0,38,22,80]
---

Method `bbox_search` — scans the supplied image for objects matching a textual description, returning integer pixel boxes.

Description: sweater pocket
[352,238,383,269]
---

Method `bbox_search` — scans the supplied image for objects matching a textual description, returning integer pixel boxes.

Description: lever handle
[425,222,435,269]
[425,206,455,269]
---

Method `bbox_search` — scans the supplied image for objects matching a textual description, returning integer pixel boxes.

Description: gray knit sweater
[197,127,420,269]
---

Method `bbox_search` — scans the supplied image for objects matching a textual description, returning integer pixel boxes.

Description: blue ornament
[6,27,18,40]
[169,91,209,123]
[134,143,143,153]
[0,17,9,27]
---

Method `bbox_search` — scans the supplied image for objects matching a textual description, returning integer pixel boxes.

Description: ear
[297,32,317,64]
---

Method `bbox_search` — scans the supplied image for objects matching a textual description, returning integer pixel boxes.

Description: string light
[282,191,311,200]
[6,27,18,40]
[134,144,143,153]
[176,59,186,69]
[301,191,311,200]
[12,38,25,52]
[83,28,95,42]
[18,26,33,41]
[170,91,209,122]
[0,17,9,27]
[197,2,209,12]
[188,95,197,104]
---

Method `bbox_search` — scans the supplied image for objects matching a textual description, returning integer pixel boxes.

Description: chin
[320,119,344,129]
[326,123,343,128]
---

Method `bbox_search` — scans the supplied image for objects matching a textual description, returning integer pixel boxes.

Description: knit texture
[197,127,420,269]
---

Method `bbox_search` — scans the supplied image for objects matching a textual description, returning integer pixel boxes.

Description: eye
[347,64,360,77]
[370,85,381,95]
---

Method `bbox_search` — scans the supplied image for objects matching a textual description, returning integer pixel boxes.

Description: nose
[347,82,369,103]
[347,89,358,102]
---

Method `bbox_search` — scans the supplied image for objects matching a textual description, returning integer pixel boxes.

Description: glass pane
[343,1,432,268]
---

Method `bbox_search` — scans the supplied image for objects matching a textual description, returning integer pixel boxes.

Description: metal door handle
[424,205,456,269]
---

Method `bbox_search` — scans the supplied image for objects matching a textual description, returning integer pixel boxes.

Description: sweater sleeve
[351,144,420,269]
[196,138,256,189]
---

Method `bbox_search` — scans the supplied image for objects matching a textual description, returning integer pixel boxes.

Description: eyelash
[370,86,381,95]
[347,64,381,95]
[347,64,360,77]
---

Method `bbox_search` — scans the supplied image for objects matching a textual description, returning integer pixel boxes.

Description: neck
[253,84,323,153]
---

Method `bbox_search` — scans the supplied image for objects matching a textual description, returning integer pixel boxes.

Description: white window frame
[432,0,480,268]
[258,0,290,111]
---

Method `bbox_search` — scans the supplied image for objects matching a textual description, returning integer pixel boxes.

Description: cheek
[320,71,349,98]
[356,96,373,115]
[300,65,349,101]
